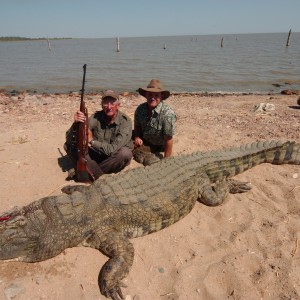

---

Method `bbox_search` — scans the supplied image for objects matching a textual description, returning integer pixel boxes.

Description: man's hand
[134,137,143,147]
[74,111,86,123]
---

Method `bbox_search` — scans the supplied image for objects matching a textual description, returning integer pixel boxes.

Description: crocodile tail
[206,140,300,182]
[232,140,300,177]
[235,140,300,167]
[262,140,300,165]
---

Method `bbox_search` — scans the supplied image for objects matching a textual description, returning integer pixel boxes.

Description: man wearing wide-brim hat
[133,79,176,165]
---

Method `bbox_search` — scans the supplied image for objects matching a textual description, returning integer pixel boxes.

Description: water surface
[0,33,299,93]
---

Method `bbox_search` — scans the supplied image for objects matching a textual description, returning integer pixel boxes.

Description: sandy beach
[0,90,299,300]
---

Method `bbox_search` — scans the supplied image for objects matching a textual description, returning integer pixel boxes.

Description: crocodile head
[0,207,39,262]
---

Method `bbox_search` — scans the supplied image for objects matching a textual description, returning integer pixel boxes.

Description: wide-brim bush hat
[138,79,170,100]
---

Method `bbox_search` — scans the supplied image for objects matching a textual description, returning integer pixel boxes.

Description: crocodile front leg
[85,231,134,300]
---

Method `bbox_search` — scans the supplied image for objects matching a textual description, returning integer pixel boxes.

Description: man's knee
[117,147,133,162]
[63,143,68,153]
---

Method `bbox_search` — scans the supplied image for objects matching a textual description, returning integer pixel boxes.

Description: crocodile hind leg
[198,172,230,206]
[84,231,134,300]
[198,172,252,206]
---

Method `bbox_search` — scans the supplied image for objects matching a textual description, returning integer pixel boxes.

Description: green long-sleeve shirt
[88,110,133,156]
[66,110,133,156]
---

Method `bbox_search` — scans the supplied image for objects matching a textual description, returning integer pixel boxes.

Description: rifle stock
[76,64,93,182]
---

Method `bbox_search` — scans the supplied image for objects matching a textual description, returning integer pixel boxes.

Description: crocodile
[0,140,299,299]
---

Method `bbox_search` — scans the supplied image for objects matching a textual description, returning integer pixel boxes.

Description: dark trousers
[64,143,132,180]
[142,139,165,153]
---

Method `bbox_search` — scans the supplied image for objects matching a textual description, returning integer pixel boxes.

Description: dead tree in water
[116,37,120,52]
[286,29,291,47]
[46,38,51,51]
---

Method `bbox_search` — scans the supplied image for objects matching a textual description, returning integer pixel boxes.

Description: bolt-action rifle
[76,64,94,182]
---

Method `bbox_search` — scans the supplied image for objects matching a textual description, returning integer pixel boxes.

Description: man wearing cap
[133,79,176,164]
[65,90,133,180]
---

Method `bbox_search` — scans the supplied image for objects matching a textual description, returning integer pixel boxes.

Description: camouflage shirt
[134,102,176,146]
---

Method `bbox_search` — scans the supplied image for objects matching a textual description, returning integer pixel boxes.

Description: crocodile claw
[227,179,252,194]
[100,279,126,300]
[61,184,89,195]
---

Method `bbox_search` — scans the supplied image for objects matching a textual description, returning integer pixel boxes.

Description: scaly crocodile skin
[0,140,299,299]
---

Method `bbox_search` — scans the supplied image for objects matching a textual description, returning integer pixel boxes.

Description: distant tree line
[0,37,72,41]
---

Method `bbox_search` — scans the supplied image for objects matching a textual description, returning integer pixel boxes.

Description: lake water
[0,32,299,93]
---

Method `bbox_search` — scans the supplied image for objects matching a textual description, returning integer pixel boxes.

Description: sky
[1,0,300,38]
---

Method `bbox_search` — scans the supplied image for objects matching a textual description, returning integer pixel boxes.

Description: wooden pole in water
[46,38,51,51]
[286,29,291,47]
[116,37,120,52]
[221,37,224,48]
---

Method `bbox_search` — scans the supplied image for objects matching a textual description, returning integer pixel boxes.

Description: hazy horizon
[1,31,299,40]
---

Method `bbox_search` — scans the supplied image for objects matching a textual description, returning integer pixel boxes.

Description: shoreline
[1,88,300,98]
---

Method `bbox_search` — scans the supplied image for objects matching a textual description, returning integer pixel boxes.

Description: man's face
[146,91,162,109]
[101,97,120,117]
